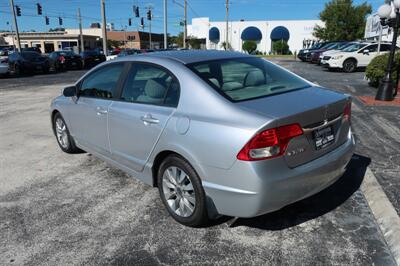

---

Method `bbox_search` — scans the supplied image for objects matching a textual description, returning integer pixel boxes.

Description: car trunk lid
[236,86,351,168]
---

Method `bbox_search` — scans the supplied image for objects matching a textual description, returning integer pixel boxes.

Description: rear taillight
[58,55,65,63]
[343,101,351,123]
[237,123,303,161]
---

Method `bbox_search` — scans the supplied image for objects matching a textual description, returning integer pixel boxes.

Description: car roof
[132,50,252,64]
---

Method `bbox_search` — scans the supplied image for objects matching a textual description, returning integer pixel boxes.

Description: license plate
[36,65,42,70]
[95,58,100,61]
[71,62,76,66]
[313,126,335,150]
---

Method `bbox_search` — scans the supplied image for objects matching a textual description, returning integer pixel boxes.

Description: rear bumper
[202,130,355,218]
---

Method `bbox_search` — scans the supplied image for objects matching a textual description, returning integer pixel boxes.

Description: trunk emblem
[287,147,305,156]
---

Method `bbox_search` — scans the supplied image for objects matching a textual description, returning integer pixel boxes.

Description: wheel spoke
[184,192,196,205]
[182,197,194,213]
[182,182,193,192]
[162,178,176,190]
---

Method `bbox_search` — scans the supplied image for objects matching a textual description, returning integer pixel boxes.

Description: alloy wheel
[55,118,69,149]
[162,166,196,217]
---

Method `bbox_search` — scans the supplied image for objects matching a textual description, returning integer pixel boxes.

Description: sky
[0,0,384,35]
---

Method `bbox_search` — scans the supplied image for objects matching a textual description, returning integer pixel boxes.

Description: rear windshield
[21,52,40,60]
[187,57,310,102]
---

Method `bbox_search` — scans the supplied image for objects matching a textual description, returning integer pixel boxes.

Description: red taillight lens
[343,101,351,123]
[237,123,303,161]
[58,55,65,62]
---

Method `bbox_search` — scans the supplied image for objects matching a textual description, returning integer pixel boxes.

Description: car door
[68,62,126,156]
[108,62,180,172]
[358,44,378,67]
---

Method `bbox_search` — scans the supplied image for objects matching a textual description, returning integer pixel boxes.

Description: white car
[319,42,357,65]
[0,54,9,77]
[323,43,393,73]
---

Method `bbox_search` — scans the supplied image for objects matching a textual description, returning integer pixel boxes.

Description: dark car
[117,49,142,58]
[298,42,330,62]
[80,50,106,69]
[8,51,50,75]
[22,47,42,54]
[310,42,349,64]
[49,51,83,71]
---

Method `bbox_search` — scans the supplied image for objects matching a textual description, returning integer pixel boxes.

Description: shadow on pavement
[229,154,371,230]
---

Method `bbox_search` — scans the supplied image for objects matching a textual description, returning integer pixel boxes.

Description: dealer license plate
[313,126,335,150]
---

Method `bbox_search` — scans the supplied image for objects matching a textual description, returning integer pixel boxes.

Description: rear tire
[343,59,357,73]
[157,155,209,227]
[53,112,83,154]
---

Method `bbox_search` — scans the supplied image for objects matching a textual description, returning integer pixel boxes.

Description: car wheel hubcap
[55,118,69,149]
[162,166,196,218]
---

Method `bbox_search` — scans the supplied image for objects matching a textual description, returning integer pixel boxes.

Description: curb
[361,167,400,265]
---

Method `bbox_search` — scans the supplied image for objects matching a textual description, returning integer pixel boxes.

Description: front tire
[53,112,82,154]
[343,59,357,73]
[157,155,209,227]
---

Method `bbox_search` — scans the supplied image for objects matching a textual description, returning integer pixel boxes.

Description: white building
[187,17,323,54]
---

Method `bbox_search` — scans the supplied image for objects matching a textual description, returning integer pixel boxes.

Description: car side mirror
[63,85,77,97]
[363,49,369,55]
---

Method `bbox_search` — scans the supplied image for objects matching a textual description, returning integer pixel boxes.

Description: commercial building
[1,29,164,53]
[0,31,98,53]
[187,17,324,54]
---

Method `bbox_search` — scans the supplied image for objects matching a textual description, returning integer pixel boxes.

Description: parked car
[49,51,83,71]
[319,42,358,66]
[106,49,121,61]
[8,51,50,75]
[116,49,142,58]
[0,56,9,77]
[80,50,106,69]
[297,42,328,62]
[22,47,42,54]
[50,50,355,227]
[323,42,396,73]
[309,42,349,64]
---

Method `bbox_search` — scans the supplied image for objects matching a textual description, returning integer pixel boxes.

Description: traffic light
[128,18,132,26]
[147,10,151,20]
[45,16,49,25]
[37,3,42,15]
[15,5,21,16]
[134,6,139,17]
[58,17,63,25]
[140,17,144,28]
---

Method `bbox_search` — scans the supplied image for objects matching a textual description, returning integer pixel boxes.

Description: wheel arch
[51,109,60,135]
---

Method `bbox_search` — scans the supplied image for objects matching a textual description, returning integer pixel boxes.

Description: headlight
[303,50,309,53]
[332,55,343,60]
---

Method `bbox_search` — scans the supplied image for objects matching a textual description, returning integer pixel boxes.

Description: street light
[376,1,400,101]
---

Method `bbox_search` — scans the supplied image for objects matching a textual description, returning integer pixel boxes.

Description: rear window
[187,57,310,102]
[21,52,40,61]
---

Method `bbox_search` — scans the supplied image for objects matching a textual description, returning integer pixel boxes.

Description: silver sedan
[50,50,355,227]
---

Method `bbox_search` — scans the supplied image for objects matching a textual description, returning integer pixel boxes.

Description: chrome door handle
[141,115,159,125]
[96,106,108,115]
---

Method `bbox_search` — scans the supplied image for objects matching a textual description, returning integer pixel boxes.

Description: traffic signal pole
[101,0,108,55]
[78,8,84,53]
[9,0,21,52]
[184,0,187,49]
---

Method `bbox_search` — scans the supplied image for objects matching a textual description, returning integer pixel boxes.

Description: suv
[324,42,395,73]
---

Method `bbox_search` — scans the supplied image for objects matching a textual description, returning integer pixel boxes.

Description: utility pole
[78,8,84,53]
[184,0,187,49]
[101,0,108,55]
[9,0,21,52]
[225,0,229,50]
[163,0,168,49]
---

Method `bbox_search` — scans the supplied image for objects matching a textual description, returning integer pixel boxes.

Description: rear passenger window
[79,63,124,99]
[121,64,179,107]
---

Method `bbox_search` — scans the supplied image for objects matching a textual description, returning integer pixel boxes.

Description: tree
[313,0,372,41]
[107,39,122,49]
[221,41,232,50]
[187,36,202,49]
[272,40,290,55]
[242,41,257,54]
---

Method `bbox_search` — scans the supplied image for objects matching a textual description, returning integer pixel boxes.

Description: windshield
[187,57,311,102]
[342,43,366,52]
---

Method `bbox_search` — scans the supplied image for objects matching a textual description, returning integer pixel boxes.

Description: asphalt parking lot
[0,65,398,265]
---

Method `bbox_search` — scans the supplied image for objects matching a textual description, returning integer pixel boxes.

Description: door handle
[141,114,159,125]
[96,106,108,115]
